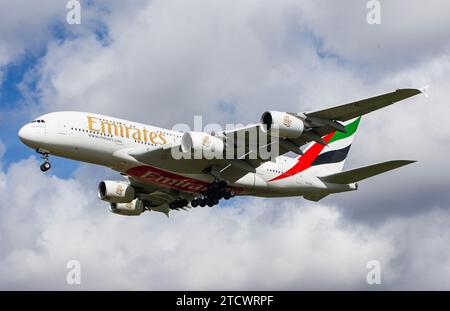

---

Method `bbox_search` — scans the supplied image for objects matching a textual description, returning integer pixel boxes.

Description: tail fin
[302,116,361,175]
[269,117,361,182]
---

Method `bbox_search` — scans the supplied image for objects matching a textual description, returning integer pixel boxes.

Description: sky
[1,0,450,290]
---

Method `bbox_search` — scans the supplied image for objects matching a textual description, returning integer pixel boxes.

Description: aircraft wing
[126,88,423,180]
[127,127,265,181]
[302,88,422,137]
[263,87,423,157]
[128,142,181,164]
[306,88,421,122]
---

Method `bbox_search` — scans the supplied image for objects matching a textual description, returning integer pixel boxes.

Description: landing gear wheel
[40,161,51,172]
[202,179,234,207]
[36,149,51,172]
[170,199,190,210]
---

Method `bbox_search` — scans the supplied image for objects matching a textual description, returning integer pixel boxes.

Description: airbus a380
[18,88,425,216]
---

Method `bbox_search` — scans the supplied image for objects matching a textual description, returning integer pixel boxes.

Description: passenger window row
[71,127,113,137]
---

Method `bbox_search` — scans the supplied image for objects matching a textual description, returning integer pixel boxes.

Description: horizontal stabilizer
[319,160,416,184]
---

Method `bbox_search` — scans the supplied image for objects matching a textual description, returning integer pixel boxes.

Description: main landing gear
[37,149,51,172]
[190,180,235,208]
[169,198,189,210]
[168,180,236,210]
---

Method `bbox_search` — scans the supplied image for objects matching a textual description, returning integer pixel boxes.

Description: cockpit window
[32,119,46,123]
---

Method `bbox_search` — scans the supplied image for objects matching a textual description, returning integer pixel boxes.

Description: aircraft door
[57,121,67,135]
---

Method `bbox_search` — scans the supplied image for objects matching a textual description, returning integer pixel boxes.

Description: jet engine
[98,180,135,203]
[109,198,145,216]
[261,111,304,138]
[181,131,224,158]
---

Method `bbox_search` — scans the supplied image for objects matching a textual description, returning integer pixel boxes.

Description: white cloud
[35,1,306,124]
[0,139,5,159]
[298,0,450,70]
[0,0,62,66]
[1,159,450,290]
[0,0,113,68]
[0,140,5,189]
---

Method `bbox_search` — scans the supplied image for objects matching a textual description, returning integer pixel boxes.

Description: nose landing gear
[40,161,51,172]
[37,149,51,172]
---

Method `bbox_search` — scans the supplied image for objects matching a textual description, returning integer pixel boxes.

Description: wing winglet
[419,85,430,98]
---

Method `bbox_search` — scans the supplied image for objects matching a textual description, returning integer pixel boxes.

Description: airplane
[18,88,425,216]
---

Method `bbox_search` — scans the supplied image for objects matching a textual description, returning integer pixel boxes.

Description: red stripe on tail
[269,132,335,182]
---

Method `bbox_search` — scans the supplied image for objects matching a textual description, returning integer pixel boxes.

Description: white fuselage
[18,112,355,198]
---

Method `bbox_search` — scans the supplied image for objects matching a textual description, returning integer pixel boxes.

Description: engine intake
[109,199,145,216]
[181,131,224,159]
[98,180,135,203]
[261,111,304,139]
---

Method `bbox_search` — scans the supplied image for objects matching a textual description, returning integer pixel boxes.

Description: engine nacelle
[261,111,304,138]
[109,199,145,216]
[181,131,224,158]
[98,180,135,203]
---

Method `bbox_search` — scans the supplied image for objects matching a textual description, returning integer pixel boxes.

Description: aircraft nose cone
[18,120,47,149]
[18,125,28,142]
[18,124,35,146]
